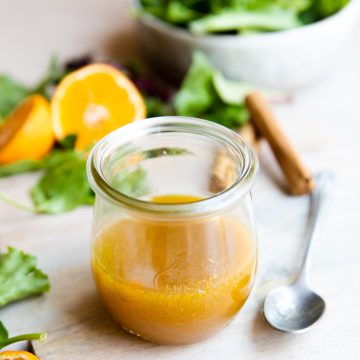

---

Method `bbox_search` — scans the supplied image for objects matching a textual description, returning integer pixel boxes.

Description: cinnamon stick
[209,123,260,193]
[238,122,261,152]
[245,92,315,195]
[209,149,236,193]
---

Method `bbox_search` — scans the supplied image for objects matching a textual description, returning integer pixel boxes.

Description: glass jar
[87,117,258,345]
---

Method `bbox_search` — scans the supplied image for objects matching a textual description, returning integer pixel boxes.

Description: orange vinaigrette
[92,195,257,344]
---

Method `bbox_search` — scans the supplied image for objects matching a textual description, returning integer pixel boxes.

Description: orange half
[51,64,146,150]
[0,94,54,164]
[0,351,40,360]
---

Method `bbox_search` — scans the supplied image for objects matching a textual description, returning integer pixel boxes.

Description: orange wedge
[51,64,146,150]
[0,351,40,360]
[0,95,54,164]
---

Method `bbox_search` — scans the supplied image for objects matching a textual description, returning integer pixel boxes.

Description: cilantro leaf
[0,146,94,214]
[0,321,47,350]
[0,247,50,308]
[30,150,94,214]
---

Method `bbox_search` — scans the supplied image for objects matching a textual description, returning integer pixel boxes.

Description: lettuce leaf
[139,0,349,32]
[174,52,250,128]
[190,9,301,35]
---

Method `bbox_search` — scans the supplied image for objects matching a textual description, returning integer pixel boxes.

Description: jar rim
[87,116,258,217]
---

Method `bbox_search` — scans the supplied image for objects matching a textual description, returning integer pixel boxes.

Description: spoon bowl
[263,171,333,333]
[263,284,326,333]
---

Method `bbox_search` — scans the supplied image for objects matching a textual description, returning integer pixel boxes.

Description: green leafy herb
[139,0,349,34]
[0,192,38,213]
[189,9,301,35]
[30,150,94,214]
[111,167,149,198]
[316,0,349,18]
[108,147,191,198]
[0,159,44,177]
[174,52,216,117]
[166,1,201,24]
[0,247,50,308]
[145,96,174,117]
[0,321,47,350]
[0,134,93,214]
[212,70,283,105]
[174,52,251,128]
[203,103,249,128]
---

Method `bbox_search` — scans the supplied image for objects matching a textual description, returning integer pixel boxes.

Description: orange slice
[0,95,54,164]
[0,351,39,360]
[51,64,146,150]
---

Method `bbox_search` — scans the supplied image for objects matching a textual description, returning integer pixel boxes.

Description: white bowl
[134,0,360,90]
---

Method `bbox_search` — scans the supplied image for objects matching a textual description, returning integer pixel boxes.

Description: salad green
[0,137,94,214]
[0,247,50,308]
[139,0,350,35]
[174,51,268,128]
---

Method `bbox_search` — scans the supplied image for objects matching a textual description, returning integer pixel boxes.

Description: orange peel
[0,350,40,360]
[51,64,146,150]
[0,95,54,164]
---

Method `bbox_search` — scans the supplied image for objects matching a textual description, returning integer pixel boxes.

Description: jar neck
[87,117,258,218]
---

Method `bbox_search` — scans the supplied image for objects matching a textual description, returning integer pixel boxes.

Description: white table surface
[1,1,360,359]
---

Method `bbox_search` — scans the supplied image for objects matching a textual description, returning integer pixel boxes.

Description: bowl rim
[130,0,359,42]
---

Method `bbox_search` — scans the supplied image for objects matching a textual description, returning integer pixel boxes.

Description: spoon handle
[297,172,333,283]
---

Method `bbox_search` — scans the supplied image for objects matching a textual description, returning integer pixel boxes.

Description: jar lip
[87,116,258,217]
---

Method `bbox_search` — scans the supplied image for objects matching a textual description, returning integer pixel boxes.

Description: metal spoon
[263,172,333,333]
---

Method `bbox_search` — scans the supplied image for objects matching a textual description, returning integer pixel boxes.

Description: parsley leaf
[0,247,50,308]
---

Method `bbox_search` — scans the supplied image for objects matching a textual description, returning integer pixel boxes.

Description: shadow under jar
[87,117,258,345]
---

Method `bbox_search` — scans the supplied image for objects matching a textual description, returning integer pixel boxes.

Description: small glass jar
[87,117,258,345]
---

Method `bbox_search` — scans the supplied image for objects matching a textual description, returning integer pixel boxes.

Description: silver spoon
[263,172,333,333]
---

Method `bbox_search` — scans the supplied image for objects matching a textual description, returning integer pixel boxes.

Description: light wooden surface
[1,1,360,359]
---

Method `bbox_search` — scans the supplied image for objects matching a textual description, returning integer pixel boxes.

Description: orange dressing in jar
[92,195,257,344]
